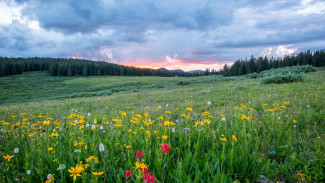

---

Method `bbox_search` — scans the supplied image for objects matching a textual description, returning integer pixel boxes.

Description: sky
[0,0,325,71]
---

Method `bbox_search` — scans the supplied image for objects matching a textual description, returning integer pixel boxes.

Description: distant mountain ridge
[158,67,204,74]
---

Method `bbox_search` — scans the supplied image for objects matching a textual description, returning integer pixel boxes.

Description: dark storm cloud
[1,0,324,68]
[20,0,237,34]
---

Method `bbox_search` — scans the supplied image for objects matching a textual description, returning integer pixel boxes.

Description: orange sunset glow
[125,62,227,72]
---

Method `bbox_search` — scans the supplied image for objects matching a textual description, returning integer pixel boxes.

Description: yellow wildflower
[134,162,148,171]
[86,156,98,163]
[43,120,51,126]
[45,174,54,183]
[3,154,14,162]
[219,137,227,142]
[92,171,104,176]
[68,164,84,181]
[49,133,59,138]
[232,135,237,142]
[145,131,151,138]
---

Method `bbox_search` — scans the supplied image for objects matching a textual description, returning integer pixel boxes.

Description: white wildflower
[207,101,211,106]
[99,143,105,152]
[14,148,19,154]
[57,164,66,171]
[27,170,31,175]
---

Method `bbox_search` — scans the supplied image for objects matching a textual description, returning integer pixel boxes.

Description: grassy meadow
[0,68,324,182]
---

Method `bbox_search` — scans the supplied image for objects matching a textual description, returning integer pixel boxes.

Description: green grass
[0,69,324,182]
[0,72,245,105]
[0,72,192,104]
[63,75,182,89]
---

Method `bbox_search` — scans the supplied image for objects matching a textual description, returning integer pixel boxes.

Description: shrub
[260,65,316,77]
[232,85,248,90]
[250,72,259,79]
[177,81,190,85]
[261,72,304,84]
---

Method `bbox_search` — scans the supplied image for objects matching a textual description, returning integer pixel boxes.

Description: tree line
[0,57,195,77]
[1,49,324,78]
[221,49,325,76]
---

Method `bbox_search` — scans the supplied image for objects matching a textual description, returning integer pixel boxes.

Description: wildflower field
[0,69,324,182]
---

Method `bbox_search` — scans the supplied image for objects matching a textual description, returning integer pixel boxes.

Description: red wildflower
[136,150,143,159]
[143,173,155,183]
[125,170,132,179]
[160,143,171,154]
[141,168,148,174]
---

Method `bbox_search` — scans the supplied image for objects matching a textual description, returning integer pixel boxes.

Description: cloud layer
[1,0,325,71]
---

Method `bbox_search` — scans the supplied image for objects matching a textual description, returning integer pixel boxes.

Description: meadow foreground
[0,70,324,183]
